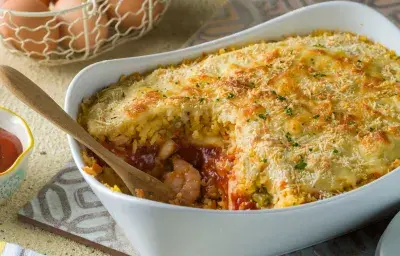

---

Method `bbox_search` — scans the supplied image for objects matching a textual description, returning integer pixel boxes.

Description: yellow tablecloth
[0,1,225,255]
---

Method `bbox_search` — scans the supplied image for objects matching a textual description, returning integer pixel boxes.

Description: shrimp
[163,157,201,205]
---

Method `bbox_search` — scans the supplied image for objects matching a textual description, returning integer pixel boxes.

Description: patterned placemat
[18,0,400,256]
[0,241,44,256]
[18,161,136,256]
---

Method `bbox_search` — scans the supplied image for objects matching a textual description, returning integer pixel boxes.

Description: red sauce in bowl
[0,128,23,173]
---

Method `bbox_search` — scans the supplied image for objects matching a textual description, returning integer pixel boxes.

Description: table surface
[0,1,226,255]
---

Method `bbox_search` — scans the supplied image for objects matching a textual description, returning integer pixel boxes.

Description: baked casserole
[78,31,400,210]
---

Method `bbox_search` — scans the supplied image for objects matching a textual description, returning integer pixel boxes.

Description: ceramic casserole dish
[65,2,400,256]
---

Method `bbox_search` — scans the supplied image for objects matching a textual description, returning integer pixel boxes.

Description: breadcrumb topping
[79,31,400,209]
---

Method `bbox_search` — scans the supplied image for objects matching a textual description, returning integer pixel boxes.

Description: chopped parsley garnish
[369,127,374,132]
[309,148,313,152]
[175,81,178,84]
[196,83,200,88]
[357,60,362,63]
[218,76,221,79]
[261,158,268,163]
[250,82,256,88]
[216,98,220,102]
[247,119,251,122]
[256,186,268,194]
[227,93,235,99]
[285,132,293,142]
[285,107,293,116]
[271,90,277,95]
[348,121,356,125]
[258,113,267,120]
[333,149,339,153]
[162,94,167,98]
[286,132,299,147]
[277,95,286,101]
[313,43,326,48]
[312,72,326,78]
[184,96,191,100]
[199,98,205,103]
[313,114,320,119]
[294,159,307,170]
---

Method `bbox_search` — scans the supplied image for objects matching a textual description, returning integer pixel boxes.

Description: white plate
[65,2,400,256]
[376,212,400,256]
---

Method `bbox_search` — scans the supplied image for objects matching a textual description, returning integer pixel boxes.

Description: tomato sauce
[97,139,233,208]
[231,194,257,210]
[0,128,23,173]
[101,142,158,172]
[126,145,159,171]
[175,143,232,207]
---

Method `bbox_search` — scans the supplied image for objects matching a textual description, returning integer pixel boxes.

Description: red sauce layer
[175,143,232,207]
[231,194,257,210]
[97,140,233,208]
[101,143,159,172]
[0,128,23,173]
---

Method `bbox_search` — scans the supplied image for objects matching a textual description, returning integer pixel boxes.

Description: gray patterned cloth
[18,161,136,256]
[18,0,400,255]
[0,242,44,256]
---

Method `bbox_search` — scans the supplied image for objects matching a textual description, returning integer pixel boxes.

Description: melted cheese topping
[80,31,400,209]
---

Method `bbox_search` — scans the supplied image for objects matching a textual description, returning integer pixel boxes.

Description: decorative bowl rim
[0,106,34,177]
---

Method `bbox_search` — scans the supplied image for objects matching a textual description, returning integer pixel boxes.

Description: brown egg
[39,0,50,5]
[38,0,59,6]
[0,0,59,58]
[107,0,165,31]
[53,0,109,51]
[1,0,54,6]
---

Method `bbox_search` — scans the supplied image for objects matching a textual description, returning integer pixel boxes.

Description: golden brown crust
[80,31,400,209]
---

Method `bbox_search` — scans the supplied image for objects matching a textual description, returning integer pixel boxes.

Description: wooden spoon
[0,65,173,202]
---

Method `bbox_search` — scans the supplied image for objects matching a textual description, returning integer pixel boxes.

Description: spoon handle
[0,66,97,149]
[0,65,172,201]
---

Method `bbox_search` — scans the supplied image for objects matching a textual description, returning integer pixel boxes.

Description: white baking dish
[65,2,400,256]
